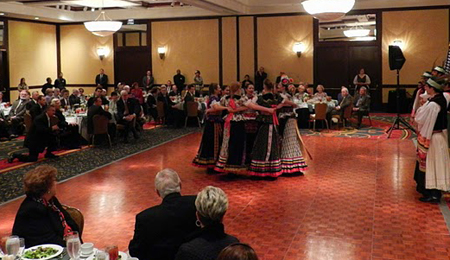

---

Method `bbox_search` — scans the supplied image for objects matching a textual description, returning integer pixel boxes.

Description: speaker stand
[386,69,416,138]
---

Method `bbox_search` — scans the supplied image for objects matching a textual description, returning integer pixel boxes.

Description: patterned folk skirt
[248,123,282,177]
[192,121,223,168]
[214,121,248,174]
[280,118,307,175]
[245,120,259,165]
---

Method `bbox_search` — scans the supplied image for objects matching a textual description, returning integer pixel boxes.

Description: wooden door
[114,47,151,87]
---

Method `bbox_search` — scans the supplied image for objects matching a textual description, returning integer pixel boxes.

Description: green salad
[23,247,58,259]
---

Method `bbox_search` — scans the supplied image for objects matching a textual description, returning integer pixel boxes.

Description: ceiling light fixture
[0,13,5,16]
[34,17,40,20]
[302,0,355,21]
[84,11,122,37]
[343,27,370,38]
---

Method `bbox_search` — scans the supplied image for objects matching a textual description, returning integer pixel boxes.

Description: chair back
[156,101,165,118]
[24,112,33,133]
[92,114,109,135]
[314,103,327,120]
[62,205,84,234]
[343,104,353,119]
[186,102,199,117]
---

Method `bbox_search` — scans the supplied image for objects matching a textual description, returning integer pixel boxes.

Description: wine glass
[5,236,20,257]
[66,232,81,260]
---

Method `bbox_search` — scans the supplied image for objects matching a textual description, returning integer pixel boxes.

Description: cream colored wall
[238,17,254,82]
[152,19,219,85]
[8,20,57,100]
[60,24,114,85]
[222,17,237,85]
[257,15,314,84]
[382,9,449,85]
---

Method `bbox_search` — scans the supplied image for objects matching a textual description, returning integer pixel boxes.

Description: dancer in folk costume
[214,83,250,174]
[243,84,259,164]
[278,76,308,175]
[414,78,450,203]
[248,79,284,177]
[193,83,229,172]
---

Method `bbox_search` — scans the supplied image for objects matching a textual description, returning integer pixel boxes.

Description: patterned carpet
[300,113,416,140]
[0,126,199,204]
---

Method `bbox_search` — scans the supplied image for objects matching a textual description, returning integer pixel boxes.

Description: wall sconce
[292,42,306,57]
[392,39,404,49]
[158,46,166,59]
[97,47,108,60]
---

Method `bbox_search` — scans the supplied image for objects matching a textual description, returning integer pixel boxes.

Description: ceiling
[0,0,447,23]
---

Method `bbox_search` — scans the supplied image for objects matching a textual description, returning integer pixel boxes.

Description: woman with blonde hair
[175,186,238,260]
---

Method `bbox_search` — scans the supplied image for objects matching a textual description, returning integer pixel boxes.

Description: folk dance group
[192,76,308,178]
[411,66,450,203]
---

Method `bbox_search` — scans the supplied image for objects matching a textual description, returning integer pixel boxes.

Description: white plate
[118,251,128,260]
[22,244,64,260]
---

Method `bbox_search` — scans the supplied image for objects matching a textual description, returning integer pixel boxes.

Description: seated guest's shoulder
[17,197,47,216]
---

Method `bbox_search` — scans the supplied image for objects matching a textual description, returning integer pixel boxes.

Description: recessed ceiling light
[34,17,39,20]
[91,7,95,11]
[0,13,5,16]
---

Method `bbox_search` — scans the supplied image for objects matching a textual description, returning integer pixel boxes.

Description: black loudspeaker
[389,45,406,70]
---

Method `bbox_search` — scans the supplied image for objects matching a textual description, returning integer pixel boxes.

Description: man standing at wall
[173,69,185,93]
[95,68,109,89]
[255,67,267,93]
[54,72,67,90]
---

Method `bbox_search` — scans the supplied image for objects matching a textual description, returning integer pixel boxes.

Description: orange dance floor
[1,133,449,260]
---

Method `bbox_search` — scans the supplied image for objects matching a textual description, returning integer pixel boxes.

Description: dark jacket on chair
[87,105,112,135]
[12,196,80,248]
[129,193,199,260]
[175,223,239,260]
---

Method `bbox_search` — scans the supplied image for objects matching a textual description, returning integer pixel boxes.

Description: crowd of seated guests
[11,167,257,259]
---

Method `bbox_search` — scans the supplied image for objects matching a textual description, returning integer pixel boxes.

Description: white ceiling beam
[181,0,247,14]
[0,2,76,21]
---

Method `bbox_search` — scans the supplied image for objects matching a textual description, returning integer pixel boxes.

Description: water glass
[5,236,20,257]
[18,238,25,256]
[96,251,107,260]
[66,232,81,260]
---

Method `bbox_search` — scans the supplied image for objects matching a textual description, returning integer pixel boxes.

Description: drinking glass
[5,236,20,257]
[96,251,107,260]
[66,232,81,260]
[18,238,25,257]
[105,246,118,260]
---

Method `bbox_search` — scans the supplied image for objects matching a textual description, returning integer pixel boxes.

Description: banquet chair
[92,115,111,147]
[156,101,165,125]
[62,205,84,234]
[309,103,329,131]
[23,112,32,134]
[185,101,201,128]
[331,104,353,129]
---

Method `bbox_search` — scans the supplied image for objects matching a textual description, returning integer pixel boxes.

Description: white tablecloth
[65,113,88,140]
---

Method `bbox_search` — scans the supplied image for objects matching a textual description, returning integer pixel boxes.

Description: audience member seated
[69,89,81,107]
[79,88,87,104]
[147,87,159,122]
[332,87,353,122]
[175,186,239,260]
[130,82,145,110]
[353,86,371,129]
[9,105,60,162]
[12,165,81,247]
[117,90,140,142]
[42,78,53,95]
[60,89,70,109]
[129,169,199,260]
[217,243,259,260]
[88,87,110,107]
[169,85,178,97]
[313,85,327,101]
[337,86,346,104]
[30,95,47,120]
[45,89,54,105]
[52,99,83,149]
[294,85,310,129]
[305,86,314,99]
[87,96,116,141]
[53,88,61,100]
[27,91,40,110]
[108,92,119,124]
[8,90,30,137]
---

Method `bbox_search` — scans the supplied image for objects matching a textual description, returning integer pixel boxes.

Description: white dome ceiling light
[84,11,122,37]
[302,0,355,21]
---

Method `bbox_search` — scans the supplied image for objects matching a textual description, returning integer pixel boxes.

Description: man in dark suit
[95,68,109,89]
[254,66,267,93]
[117,90,140,142]
[9,105,59,162]
[146,87,159,121]
[129,169,199,260]
[54,72,67,90]
[353,86,371,129]
[42,78,53,95]
[26,91,40,111]
[332,87,353,119]
[8,90,30,137]
[60,89,70,108]
[69,89,81,107]
[29,95,47,120]
[87,87,109,107]
[142,70,154,91]
[87,96,115,138]
[173,69,185,92]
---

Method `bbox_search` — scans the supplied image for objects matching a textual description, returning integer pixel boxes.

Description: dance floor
[1,132,450,260]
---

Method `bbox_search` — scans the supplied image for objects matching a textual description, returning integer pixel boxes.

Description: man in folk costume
[414,78,450,203]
